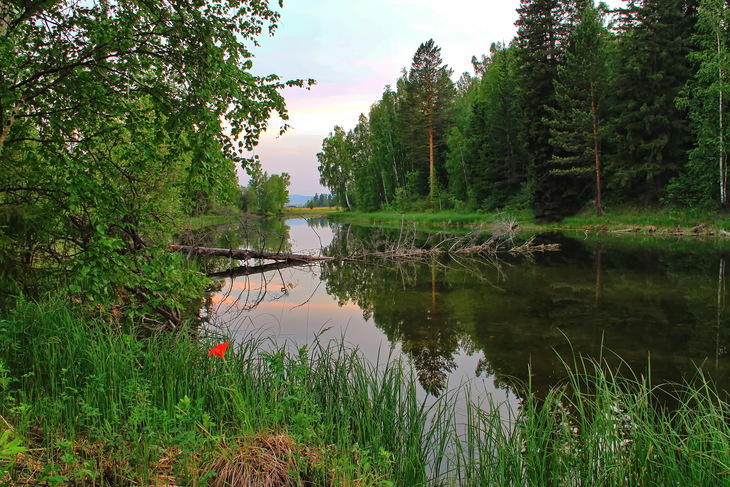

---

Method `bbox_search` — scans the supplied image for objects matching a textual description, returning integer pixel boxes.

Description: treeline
[306,193,334,208]
[317,0,727,220]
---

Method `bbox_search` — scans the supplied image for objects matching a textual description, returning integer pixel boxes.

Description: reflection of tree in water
[321,257,461,396]
[321,225,730,399]
[321,224,484,395]
[469,235,730,400]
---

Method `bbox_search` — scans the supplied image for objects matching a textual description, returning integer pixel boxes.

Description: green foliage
[547,3,612,217]
[464,43,528,211]
[0,297,436,485]
[317,126,354,210]
[607,0,697,205]
[0,0,311,318]
[670,0,730,209]
[313,0,730,222]
[401,39,456,202]
[0,429,25,484]
[3,294,730,484]
[305,193,333,208]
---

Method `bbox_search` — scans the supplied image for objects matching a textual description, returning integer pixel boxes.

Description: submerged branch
[167,244,333,263]
[208,260,313,279]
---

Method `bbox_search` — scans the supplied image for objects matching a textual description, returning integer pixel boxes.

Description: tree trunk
[718,29,727,207]
[429,122,435,203]
[591,83,602,217]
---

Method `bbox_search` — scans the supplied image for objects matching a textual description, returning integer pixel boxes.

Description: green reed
[0,297,438,485]
[446,353,730,486]
[1,297,729,486]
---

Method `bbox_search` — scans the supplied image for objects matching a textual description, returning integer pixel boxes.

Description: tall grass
[0,297,437,485]
[1,297,729,485]
[446,354,730,486]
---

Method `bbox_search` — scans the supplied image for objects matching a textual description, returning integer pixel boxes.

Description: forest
[317,0,728,221]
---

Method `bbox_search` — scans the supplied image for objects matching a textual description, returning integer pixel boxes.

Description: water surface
[203,218,730,400]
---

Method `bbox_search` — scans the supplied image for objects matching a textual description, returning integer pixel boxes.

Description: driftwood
[610,226,641,234]
[167,245,333,263]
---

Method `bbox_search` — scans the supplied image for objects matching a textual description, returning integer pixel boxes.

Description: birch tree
[673,0,730,208]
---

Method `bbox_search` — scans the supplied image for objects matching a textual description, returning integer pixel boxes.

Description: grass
[1,298,729,485]
[449,353,730,486]
[327,206,730,238]
[0,297,432,485]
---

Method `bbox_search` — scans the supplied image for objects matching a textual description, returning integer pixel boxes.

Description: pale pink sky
[241,0,625,196]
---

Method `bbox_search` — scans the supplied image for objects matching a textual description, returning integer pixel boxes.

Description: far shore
[187,206,730,239]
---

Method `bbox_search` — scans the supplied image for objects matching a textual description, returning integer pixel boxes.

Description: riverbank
[1,298,729,485]
[326,207,730,238]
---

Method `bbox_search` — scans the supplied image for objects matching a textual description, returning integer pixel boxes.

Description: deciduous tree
[671,0,730,208]
[0,0,310,318]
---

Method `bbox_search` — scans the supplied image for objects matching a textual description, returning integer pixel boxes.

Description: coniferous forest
[317,0,728,221]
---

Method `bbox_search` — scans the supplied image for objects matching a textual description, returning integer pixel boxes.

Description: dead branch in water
[340,221,559,262]
[208,260,314,279]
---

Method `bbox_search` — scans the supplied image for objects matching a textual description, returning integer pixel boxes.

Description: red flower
[208,342,230,359]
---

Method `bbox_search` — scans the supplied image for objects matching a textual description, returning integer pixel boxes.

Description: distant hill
[287,194,312,207]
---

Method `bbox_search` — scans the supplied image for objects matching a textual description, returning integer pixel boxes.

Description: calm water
[202,218,730,401]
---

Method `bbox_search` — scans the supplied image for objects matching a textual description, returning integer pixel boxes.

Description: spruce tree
[465,43,527,210]
[607,0,698,205]
[547,3,611,216]
[515,0,581,220]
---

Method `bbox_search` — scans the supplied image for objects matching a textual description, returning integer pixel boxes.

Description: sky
[241,0,624,196]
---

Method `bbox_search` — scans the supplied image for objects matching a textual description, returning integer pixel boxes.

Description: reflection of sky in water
[207,218,515,410]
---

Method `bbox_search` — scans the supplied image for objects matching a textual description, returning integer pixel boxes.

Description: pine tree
[402,39,455,203]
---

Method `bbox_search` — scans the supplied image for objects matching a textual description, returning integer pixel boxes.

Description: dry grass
[210,434,316,487]
[5,434,322,487]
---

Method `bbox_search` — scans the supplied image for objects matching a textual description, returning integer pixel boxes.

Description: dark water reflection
[209,219,730,399]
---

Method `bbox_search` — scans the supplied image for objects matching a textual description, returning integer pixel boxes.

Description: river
[198,217,730,403]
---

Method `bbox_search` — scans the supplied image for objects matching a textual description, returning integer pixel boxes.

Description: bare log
[167,245,333,263]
